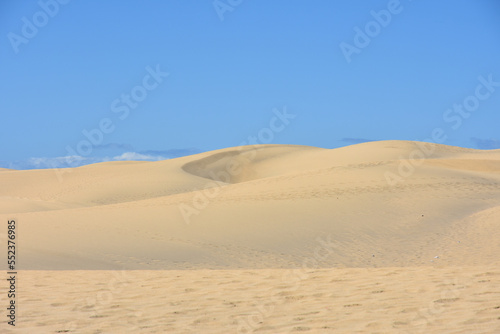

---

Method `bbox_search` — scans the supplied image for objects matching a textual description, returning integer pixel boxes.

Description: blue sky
[1,0,500,169]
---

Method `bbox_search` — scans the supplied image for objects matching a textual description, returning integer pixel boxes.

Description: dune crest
[1,140,499,270]
[3,140,500,333]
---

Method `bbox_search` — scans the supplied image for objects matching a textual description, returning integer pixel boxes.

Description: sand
[1,140,499,332]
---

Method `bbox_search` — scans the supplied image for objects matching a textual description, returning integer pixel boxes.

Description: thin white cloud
[2,152,166,170]
[112,152,166,161]
[18,156,108,169]
[28,155,93,168]
[1,148,200,170]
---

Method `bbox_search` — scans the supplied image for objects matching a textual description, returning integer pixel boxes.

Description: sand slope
[1,140,500,270]
[2,140,500,333]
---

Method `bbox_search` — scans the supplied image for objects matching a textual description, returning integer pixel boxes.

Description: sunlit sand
[2,140,500,333]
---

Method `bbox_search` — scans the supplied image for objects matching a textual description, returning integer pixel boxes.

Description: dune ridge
[2,140,500,333]
[1,140,499,270]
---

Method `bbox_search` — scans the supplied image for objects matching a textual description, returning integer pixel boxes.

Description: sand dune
[1,140,499,332]
[2,140,499,270]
